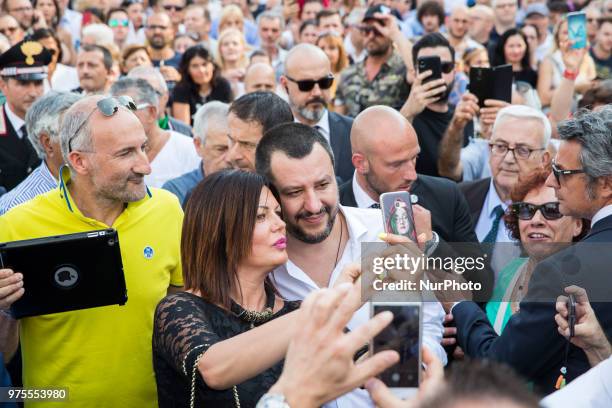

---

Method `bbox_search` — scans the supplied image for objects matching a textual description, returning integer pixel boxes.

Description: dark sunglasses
[359,25,381,36]
[551,161,585,184]
[511,201,563,221]
[285,74,334,92]
[163,4,184,11]
[68,96,137,152]
[440,62,454,74]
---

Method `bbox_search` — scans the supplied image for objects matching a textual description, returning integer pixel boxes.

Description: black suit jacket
[339,174,493,299]
[453,214,612,394]
[459,177,491,227]
[0,105,40,191]
[328,111,354,183]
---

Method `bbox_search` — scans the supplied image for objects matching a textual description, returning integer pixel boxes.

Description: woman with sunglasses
[485,169,590,334]
[171,45,233,125]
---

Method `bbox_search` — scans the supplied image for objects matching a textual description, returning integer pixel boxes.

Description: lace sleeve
[153,293,221,378]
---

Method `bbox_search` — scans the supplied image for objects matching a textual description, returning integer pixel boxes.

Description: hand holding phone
[567,294,576,338]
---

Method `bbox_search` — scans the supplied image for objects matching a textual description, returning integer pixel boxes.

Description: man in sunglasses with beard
[280,44,354,183]
[0,95,184,407]
[335,4,413,118]
[401,33,466,178]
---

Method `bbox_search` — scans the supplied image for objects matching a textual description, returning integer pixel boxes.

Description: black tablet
[0,229,128,319]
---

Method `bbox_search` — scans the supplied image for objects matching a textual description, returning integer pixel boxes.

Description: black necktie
[20,125,27,140]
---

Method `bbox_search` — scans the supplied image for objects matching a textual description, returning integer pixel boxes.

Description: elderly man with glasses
[0,94,184,408]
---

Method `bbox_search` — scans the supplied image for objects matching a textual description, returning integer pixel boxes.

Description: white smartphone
[380,191,417,242]
[370,302,422,399]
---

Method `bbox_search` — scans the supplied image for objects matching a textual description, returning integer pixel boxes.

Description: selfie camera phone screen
[371,303,421,388]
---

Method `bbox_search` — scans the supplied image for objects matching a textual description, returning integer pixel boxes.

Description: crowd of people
[0,0,611,406]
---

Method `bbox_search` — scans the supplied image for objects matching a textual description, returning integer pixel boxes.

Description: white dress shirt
[296,109,331,144]
[352,172,378,209]
[5,103,25,139]
[591,204,612,228]
[541,356,612,407]
[272,205,447,408]
[475,179,521,278]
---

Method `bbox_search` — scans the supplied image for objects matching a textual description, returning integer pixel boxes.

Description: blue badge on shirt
[143,246,154,259]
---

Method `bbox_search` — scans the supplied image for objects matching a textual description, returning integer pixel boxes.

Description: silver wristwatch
[256,393,290,408]
[424,231,440,256]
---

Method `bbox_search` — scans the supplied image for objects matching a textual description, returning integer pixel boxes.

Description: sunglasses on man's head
[285,74,334,92]
[511,202,563,221]
[68,96,137,152]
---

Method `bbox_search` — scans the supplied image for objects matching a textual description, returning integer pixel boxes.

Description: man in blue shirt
[162,101,230,206]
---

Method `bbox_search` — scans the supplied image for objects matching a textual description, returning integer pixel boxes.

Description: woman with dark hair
[33,0,76,65]
[153,170,359,407]
[485,169,590,333]
[494,28,538,88]
[29,28,79,91]
[171,45,233,125]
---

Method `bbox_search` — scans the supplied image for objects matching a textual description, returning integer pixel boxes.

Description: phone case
[417,56,442,84]
[380,191,417,242]
[567,12,587,49]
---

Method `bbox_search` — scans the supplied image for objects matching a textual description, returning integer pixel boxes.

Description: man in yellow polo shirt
[0,95,184,407]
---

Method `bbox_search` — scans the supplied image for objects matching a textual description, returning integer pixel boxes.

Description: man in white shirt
[255,122,446,408]
[110,78,200,188]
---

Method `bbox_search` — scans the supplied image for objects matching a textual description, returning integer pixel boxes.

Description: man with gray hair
[0,94,184,406]
[128,65,192,137]
[450,106,612,394]
[0,91,82,215]
[256,11,286,79]
[162,101,230,206]
[110,77,200,188]
[459,104,551,273]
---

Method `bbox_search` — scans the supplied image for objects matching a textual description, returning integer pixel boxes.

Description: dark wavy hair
[493,28,531,70]
[503,167,590,242]
[178,45,222,95]
[182,169,278,309]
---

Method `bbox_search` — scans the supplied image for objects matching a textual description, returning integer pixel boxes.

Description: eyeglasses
[489,142,545,159]
[68,96,137,152]
[136,103,151,110]
[511,201,563,221]
[163,4,184,11]
[109,19,129,27]
[551,161,585,184]
[285,74,334,92]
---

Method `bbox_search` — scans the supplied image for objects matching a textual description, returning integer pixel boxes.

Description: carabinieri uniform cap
[0,40,52,81]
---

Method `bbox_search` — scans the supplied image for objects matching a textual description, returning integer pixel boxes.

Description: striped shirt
[0,161,57,216]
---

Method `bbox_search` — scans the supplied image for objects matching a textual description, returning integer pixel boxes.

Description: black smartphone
[567,294,576,338]
[370,302,421,399]
[469,64,513,107]
[417,56,442,84]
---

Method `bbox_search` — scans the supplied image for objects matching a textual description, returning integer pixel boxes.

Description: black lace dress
[152,292,300,408]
